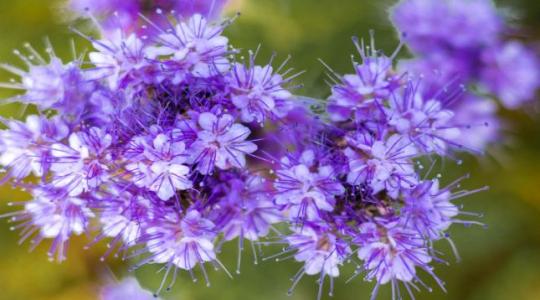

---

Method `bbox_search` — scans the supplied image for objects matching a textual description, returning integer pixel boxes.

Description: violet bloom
[391,0,501,53]
[51,127,112,196]
[274,150,344,221]
[101,277,157,300]
[144,210,217,270]
[147,14,229,81]
[1,54,90,113]
[327,44,400,122]
[286,226,349,278]
[385,82,460,154]
[16,188,95,261]
[98,190,160,248]
[210,173,281,242]
[344,132,418,198]
[0,115,69,181]
[228,62,292,123]
[88,30,150,90]
[190,112,257,175]
[401,180,458,239]
[481,42,540,109]
[126,132,192,201]
[356,220,433,287]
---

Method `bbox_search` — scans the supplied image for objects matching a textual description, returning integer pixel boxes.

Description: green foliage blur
[0,0,539,299]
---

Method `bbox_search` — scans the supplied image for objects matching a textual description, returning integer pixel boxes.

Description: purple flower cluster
[267,39,483,299]
[0,2,491,300]
[391,0,540,150]
[0,11,294,286]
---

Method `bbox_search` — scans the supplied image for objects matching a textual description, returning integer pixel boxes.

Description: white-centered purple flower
[327,47,400,122]
[190,112,257,174]
[274,150,344,222]
[144,210,217,270]
[385,83,460,154]
[1,54,91,114]
[88,30,151,90]
[14,188,95,261]
[401,180,458,239]
[228,62,292,123]
[210,173,281,242]
[126,132,192,201]
[147,14,229,81]
[51,127,112,196]
[286,226,349,278]
[345,132,418,198]
[356,220,432,285]
[0,115,69,181]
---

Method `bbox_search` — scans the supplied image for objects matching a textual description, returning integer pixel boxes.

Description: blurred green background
[0,0,540,299]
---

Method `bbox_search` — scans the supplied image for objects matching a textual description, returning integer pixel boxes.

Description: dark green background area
[0,1,539,299]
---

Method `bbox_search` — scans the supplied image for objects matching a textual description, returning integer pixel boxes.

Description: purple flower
[88,31,151,90]
[391,0,501,53]
[286,226,349,278]
[50,127,112,196]
[401,180,458,239]
[143,210,217,270]
[327,44,400,122]
[0,115,68,181]
[228,62,292,123]
[356,220,432,285]
[126,131,192,201]
[13,188,95,261]
[146,14,229,81]
[481,42,540,108]
[190,112,257,174]
[385,82,460,154]
[1,54,91,114]
[274,150,344,221]
[210,173,281,242]
[98,189,159,247]
[344,132,418,198]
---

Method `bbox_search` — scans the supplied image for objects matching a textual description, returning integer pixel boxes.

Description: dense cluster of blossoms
[391,0,540,150]
[0,1,498,300]
[268,38,484,299]
[0,7,297,292]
